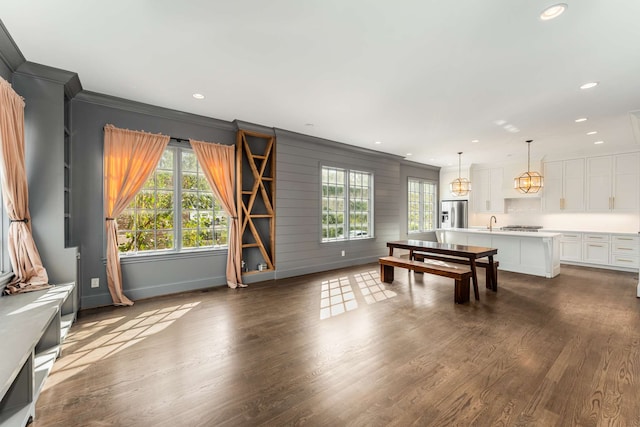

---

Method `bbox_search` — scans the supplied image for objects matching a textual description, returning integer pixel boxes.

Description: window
[116,146,228,254]
[408,178,437,233]
[321,166,373,242]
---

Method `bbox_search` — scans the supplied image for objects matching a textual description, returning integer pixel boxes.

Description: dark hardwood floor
[34,264,640,426]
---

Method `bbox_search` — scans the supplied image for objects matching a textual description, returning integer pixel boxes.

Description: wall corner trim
[14,61,82,97]
[0,20,25,73]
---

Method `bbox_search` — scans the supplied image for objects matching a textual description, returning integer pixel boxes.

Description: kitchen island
[435,228,561,278]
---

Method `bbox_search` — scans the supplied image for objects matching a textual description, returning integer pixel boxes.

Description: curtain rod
[170,136,190,143]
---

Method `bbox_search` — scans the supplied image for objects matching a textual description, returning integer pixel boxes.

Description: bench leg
[381,264,394,283]
[454,276,470,304]
[492,265,498,291]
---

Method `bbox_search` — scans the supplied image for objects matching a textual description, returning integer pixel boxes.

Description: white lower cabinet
[559,233,582,262]
[611,235,640,268]
[582,242,610,265]
[552,231,638,271]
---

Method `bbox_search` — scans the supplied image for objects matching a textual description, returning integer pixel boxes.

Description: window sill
[321,236,375,244]
[111,247,228,265]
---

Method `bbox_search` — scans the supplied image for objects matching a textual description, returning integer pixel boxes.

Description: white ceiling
[2,0,639,167]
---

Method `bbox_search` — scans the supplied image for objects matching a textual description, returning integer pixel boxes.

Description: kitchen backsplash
[470,211,639,232]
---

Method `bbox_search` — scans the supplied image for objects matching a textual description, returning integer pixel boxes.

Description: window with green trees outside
[116,146,228,254]
[321,166,373,242]
[408,178,436,233]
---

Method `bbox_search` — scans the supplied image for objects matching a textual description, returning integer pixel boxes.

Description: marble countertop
[437,228,562,238]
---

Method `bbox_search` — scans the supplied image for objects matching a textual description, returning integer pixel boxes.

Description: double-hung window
[408,178,437,233]
[321,166,373,242]
[116,145,229,255]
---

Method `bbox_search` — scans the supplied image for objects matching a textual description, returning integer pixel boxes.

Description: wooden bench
[413,252,499,293]
[379,256,473,304]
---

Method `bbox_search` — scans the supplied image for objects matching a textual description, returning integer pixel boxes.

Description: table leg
[469,259,480,300]
[389,247,393,256]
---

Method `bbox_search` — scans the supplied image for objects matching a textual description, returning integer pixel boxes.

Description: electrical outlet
[91,278,99,288]
[341,250,345,257]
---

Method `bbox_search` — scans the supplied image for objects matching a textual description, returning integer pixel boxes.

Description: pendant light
[450,152,471,196]
[514,140,543,193]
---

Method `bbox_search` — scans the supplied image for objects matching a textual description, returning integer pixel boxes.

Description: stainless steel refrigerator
[441,200,468,229]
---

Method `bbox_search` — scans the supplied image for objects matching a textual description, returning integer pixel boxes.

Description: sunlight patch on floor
[43,301,200,389]
[320,276,358,320]
[354,271,397,304]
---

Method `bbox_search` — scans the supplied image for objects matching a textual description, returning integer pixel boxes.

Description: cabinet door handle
[560,198,564,210]
[617,238,633,241]
[588,244,604,247]
[617,258,633,263]
[611,197,615,209]
[617,247,633,251]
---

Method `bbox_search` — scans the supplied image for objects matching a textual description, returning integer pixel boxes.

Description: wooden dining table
[386,240,499,293]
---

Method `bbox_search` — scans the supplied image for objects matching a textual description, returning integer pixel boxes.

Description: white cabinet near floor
[548,230,639,272]
[559,232,582,262]
[471,167,504,213]
[582,234,610,265]
[586,152,639,212]
[611,234,640,268]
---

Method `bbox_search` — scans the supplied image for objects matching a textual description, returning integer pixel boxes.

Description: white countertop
[543,229,639,236]
[438,228,562,238]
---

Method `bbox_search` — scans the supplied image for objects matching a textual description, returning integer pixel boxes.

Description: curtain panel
[103,124,170,305]
[189,139,243,288]
[0,77,50,294]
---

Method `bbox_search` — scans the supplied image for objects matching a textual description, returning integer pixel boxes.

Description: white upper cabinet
[613,152,639,211]
[543,158,584,212]
[586,152,639,212]
[471,167,504,213]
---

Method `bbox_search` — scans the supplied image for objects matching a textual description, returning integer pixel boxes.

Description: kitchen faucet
[489,215,497,232]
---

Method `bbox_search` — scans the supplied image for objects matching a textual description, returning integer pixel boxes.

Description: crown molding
[74,91,236,132]
[274,127,406,162]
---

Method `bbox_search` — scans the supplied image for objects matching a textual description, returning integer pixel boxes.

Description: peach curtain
[0,77,50,294]
[190,139,244,288]
[104,124,170,305]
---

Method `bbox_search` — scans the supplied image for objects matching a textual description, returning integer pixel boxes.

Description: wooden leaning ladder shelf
[236,129,276,273]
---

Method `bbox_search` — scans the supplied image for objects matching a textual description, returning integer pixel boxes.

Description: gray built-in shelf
[0,283,76,427]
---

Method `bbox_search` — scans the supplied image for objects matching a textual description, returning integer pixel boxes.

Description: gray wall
[11,68,78,285]
[274,129,404,278]
[400,161,441,242]
[70,93,238,308]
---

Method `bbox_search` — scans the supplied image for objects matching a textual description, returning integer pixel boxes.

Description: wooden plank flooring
[33,264,640,426]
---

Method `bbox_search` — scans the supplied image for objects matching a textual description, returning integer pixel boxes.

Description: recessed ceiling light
[575,117,588,123]
[587,131,597,135]
[192,93,205,99]
[406,153,413,157]
[540,3,567,20]
[580,82,599,90]
[594,141,604,145]
[374,141,382,145]
[471,139,479,143]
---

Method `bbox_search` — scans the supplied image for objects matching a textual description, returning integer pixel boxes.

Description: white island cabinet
[435,229,561,278]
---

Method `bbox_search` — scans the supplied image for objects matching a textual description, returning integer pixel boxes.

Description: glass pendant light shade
[450,152,471,196]
[514,140,544,193]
